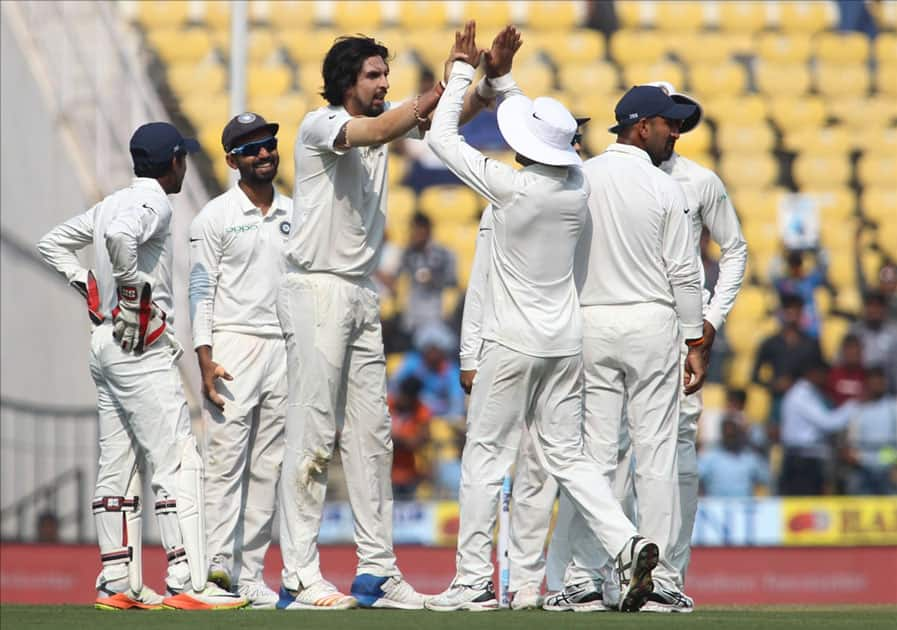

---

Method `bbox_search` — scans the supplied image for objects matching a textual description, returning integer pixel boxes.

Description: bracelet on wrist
[685,336,705,347]
[413,95,429,125]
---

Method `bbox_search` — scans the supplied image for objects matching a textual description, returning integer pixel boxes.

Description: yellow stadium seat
[332,1,383,30]
[702,383,726,412]
[731,188,785,225]
[792,154,851,189]
[718,1,769,33]
[247,65,294,98]
[419,186,480,224]
[583,119,615,156]
[558,62,619,96]
[861,187,897,223]
[198,124,227,161]
[755,63,811,98]
[434,223,479,255]
[813,32,871,64]
[819,220,856,255]
[820,316,851,361]
[213,27,283,64]
[804,188,856,222]
[828,96,896,130]
[783,126,851,155]
[878,223,897,260]
[135,1,189,28]
[248,93,308,128]
[756,32,812,64]
[201,1,231,30]
[704,95,768,126]
[615,1,649,29]
[279,29,339,65]
[147,28,214,65]
[720,153,779,190]
[689,62,748,100]
[610,30,667,66]
[167,62,227,98]
[857,153,897,188]
[716,123,775,154]
[675,123,712,158]
[670,32,740,66]
[546,29,605,65]
[777,1,837,33]
[514,63,555,95]
[875,32,897,63]
[526,1,580,30]
[397,2,450,30]
[815,62,871,99]
[387,155,407,188]
[767,96,827,131]
[181,93,228,130]
[297,62,324,97]
[267,1,315,29]
[726,320,769,355]
[746,384,772,423]
[463,1,514,28]
[623,62,685,93]
[655,2,707,31]
[877,63,897,96]
[388,186,418,223]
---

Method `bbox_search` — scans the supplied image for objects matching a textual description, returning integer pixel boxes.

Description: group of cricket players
[37,20,746,613]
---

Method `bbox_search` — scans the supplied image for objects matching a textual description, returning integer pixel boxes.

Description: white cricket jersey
[188,183,293,349]
[285,102,419,279]
[575,144,703,340]
[660,153,747,332]
[37,177,177,327]
[430,62,588,358]
[459,205,494,370]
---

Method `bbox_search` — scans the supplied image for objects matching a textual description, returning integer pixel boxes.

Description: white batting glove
[112,273,168,354]
[70,268,104,327]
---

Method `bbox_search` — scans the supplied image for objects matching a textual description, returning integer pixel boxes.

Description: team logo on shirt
[280,221,291,235]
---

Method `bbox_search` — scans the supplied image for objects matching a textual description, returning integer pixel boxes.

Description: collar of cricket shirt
[234,182,288,218]
[605,143,652,163]
[131,177,167,195]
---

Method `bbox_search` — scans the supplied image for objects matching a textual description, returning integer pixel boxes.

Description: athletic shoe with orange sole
[162,582,248,610]
[95,585,165,611]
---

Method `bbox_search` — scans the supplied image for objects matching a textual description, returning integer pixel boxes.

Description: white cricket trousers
[454,341,639,587]
[89,322,195,588]
[562,303,683,590]
[203,331,286,587]
[276,272,397,590]
[507,427,557,591]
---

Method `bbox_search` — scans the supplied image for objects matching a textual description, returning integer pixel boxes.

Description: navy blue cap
[608,86,698,134]
[129,122,200,168]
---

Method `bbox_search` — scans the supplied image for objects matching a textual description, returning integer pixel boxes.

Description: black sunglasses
[230,136,277,156]
[572,133,583,147]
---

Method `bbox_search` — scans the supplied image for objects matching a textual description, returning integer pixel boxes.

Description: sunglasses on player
[229,136,278,156]
[572,133,583,147]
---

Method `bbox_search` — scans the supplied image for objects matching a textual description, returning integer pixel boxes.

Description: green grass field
[3,605,897,630]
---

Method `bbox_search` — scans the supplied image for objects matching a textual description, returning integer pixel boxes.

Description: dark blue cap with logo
[129,122,200,169]
[608,85,698,134]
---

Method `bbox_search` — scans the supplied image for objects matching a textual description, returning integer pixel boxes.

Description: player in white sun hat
[425,23,659,613]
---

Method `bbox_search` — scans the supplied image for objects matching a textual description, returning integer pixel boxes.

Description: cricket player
[426,24,659,613]
[36,122,246,611]
[542,83,747,613]
[188,113,292,608]
[275,28,505,610]
[459,121,591,611]
[542,85,706,613]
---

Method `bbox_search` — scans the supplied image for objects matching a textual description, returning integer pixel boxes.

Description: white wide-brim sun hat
[497,95,582,167]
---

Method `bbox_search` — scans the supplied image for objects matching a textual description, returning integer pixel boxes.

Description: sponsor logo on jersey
[225,223,259,234]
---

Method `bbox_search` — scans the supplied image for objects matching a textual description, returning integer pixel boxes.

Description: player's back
[484,164,588,358]
[576,144,685,309]
[91,179,174,323]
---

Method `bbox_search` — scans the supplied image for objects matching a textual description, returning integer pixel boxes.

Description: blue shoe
[350,574,427,609]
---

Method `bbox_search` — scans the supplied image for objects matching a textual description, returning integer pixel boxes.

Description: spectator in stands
[779,360,859,495]
[36,511,60,543]
[828,334,867,406]
[772,249,832,339]
[849,290,897,394]
[390,322,465,423]
[854,225,897,322]
[698,388,747,448]
[389,377,431,500]
[390,212,458,340]
[841,367,897,495]
[752,293,824,423]
[697,419,769,497]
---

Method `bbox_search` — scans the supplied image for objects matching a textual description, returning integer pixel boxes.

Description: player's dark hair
[133,151,185,178]
[321,35,390,106]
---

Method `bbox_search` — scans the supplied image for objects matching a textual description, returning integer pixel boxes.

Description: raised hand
[446,20,483,71]
[484,25,523,78]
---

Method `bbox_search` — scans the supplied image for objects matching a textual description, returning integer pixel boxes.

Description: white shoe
[602,572,622,609]
[163,582,248,610]
[425,581,498,612]
[276,580,357,610]
[237,582,279,609]
[641,587,695,613]
[614,536,659,612]
[542,580,609,612]
[350,574,427,609]
[511,583,543,610]
[95,583,164,610]
[207,555,232,591]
